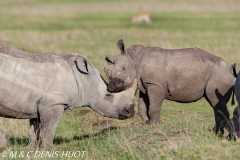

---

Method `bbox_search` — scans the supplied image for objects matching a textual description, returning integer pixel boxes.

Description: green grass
[0,0,240,159]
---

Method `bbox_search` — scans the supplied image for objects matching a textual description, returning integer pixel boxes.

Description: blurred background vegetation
[0,0,240,159]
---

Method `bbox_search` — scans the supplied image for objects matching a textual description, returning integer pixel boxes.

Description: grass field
[0,0,240,159]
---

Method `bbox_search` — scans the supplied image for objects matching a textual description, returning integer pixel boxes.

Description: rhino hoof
[143,119,150,125]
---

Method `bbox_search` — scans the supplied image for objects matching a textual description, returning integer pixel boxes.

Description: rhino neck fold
[83,73,108,115]
[73,66,108,110]
[128,46,145,93]
[71,67,86,107]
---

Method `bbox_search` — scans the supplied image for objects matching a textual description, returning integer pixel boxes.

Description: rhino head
[104,39,139,92]
[67,53,137,120]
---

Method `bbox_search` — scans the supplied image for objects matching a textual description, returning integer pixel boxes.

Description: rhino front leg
[39,105,64,148]
[138,91,150,124]
[29,118,40,149]
[147,85,165,124]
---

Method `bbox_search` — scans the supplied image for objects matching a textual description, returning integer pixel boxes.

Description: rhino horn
[104,67,112,81]
[127,79,138,100]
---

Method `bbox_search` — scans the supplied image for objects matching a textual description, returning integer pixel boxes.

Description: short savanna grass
[0,0,240,159]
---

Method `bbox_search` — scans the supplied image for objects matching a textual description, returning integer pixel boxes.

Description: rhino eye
[106,93,112,97]
[122,67,126,70]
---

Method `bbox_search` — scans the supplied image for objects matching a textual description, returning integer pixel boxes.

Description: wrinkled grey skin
[105,39,235,134]
[226,71,240,139]
[0,41,137,148]
[0,130,9,150]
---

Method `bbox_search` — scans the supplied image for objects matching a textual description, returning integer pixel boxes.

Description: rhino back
[0,42,77,118]
[140,47,229,102]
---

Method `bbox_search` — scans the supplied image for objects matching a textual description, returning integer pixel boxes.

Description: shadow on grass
[9,136,29,146]
[9,126,118,146]
[54,126,118,145]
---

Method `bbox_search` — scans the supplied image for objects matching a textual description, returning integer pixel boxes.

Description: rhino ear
[105,56,115,65]
[116,39,125,53]
[231,63,237,78]
[74,57,90,74]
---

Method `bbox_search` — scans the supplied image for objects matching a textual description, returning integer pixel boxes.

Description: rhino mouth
[108,78,126,92]
[109,85,124,92]
[108,82,133,92]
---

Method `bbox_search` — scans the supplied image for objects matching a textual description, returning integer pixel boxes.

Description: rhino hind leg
[205,86,232,134]
[138,91,150,124]
[39,105,64,148]
[213,101,230,134]
[29,118,40,149]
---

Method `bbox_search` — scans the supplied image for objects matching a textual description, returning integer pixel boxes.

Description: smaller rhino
[105,39,236,134]
[0,130,9,150]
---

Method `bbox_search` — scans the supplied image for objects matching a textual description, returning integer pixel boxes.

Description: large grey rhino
[104,39,235,134]
[0,42,137,148]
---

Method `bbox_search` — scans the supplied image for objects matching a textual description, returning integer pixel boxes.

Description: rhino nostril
[125,104,135,117]
[120,108,130,117]
[118,105,135,120]
[116,84,122,88]
[112,78,124,86]
[116,81,123,87]
[123,108,130,115]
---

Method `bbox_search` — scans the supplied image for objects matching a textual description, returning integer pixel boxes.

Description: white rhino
[105,39,236,134]
[0,42,137,148]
